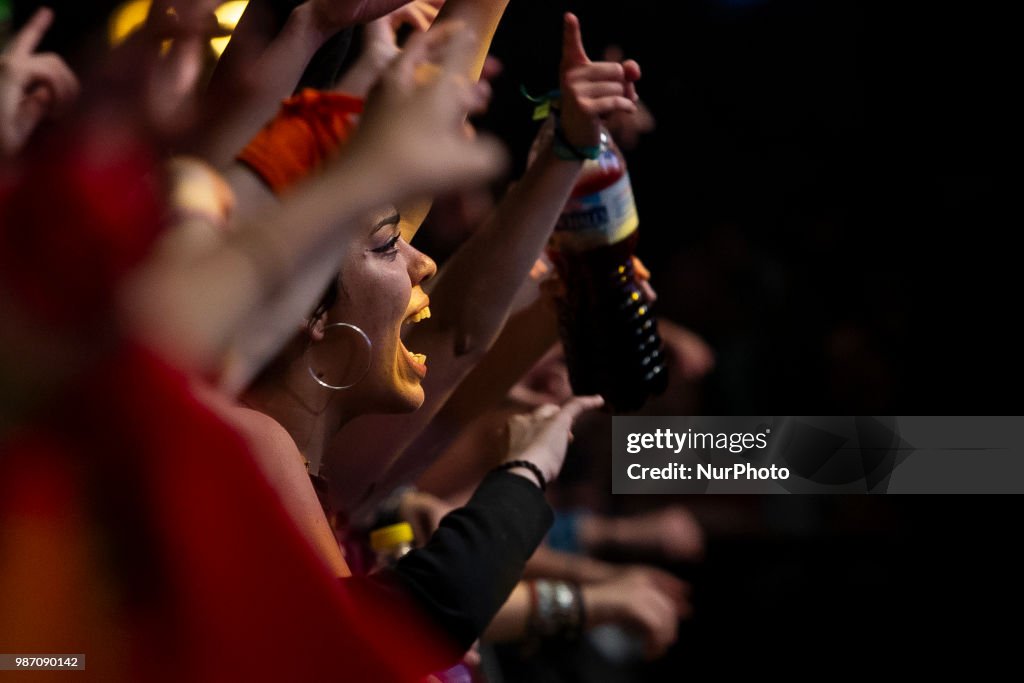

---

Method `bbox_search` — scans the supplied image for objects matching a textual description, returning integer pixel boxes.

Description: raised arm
[0,7,79,159]
[122,24,505,372]
[214,1,510,390]
[397,0,511,236]
[199,0,415,168]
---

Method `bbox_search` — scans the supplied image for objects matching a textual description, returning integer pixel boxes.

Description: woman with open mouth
[192,2,639,669]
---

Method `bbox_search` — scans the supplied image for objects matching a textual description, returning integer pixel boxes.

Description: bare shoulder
[192,383,301,462]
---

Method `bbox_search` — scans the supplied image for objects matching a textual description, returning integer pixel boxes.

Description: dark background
[9,0,1021,674]
[478,1,1020,673]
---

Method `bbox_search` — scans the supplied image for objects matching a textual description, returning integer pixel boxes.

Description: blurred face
[320,206,436,414]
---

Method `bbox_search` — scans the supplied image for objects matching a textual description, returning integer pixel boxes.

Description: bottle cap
[370,522,414,552]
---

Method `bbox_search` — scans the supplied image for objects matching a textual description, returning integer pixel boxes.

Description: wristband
[551,118,602,161]
[492,460,547,491]
[520,84,602,160]
[528,579,585,640]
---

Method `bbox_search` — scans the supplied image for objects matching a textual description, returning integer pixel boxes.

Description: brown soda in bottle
[542,122,668,412]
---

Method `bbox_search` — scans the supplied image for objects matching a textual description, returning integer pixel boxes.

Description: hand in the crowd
[307,0,418,37]
[601,44,656,150]
[630,255,658,303]
[358,15,403,74]
[534,254,653,314]
[508,343,573,408]
[334,0,443,95]
[558,12,640,150]
[91,0,222,147]
[389,0,445,32]
[0,7,79,159]
[503,395,604,486]
[582,565,691,660]
[659,319,716,382]
[141,0,222,134]
[348,21,506,197]
[581,506,706,563]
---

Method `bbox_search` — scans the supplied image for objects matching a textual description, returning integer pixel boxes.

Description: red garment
[2,346,459,681]
[0,129,162,327]
[0,120,457,682]
[237,89,364,194]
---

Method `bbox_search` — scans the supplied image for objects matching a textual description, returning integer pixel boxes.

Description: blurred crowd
[0,2,720,681]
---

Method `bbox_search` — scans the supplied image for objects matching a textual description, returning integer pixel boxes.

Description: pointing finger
[6,7,54,57]
[561,12,590,67]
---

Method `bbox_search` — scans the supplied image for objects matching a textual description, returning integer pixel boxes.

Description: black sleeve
[380,470,553,650]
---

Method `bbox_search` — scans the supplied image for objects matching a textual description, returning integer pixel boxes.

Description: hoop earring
[307,323,372,391]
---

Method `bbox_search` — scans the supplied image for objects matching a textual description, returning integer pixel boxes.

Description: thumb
[364,16,397,48]
[6,7,53,57]
[561,12,590,67]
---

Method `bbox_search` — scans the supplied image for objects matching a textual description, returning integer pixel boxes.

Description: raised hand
[0,7,79,158]
[347,21,506,197]
[558,12,640,150]
[332,0,444,96]
[388,0,445,32]
[142,0,222,136]
[601,44,656,150]
[503,395,604,487]
[307,0,421,37]
[582,566,691,660]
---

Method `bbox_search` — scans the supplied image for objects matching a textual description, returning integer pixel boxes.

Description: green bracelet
[520,84,602,160]
[551,119,602,161]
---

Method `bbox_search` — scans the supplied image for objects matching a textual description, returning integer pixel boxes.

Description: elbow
[454,328,490,361]
[450,309,507,361]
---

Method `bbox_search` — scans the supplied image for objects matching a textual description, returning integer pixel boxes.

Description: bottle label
[553,172,639,251]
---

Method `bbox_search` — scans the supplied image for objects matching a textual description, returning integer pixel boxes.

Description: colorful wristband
[551,119,602,161]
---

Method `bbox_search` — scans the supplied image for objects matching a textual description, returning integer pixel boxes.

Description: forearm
[122,145,394,372]
[483,581,531,641]
[216,162,346,394]
[438,295,557,422]
[386,470,553,650]
[200,4,331,168]
[434,0,509,78]
[413,145,579,363]
[328,149,578,516]
[522,545,618,584]
[215,240,348,395]
[332,53,388,99]
[399,0,511,242]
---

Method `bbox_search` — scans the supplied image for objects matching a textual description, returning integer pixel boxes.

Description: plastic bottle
[537,120,668,412]
[369,522,414,569]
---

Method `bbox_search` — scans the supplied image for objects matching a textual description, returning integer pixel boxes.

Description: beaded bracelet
[491,460,547,491]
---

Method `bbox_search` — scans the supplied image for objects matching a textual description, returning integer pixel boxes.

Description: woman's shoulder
[192,383,300,458]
